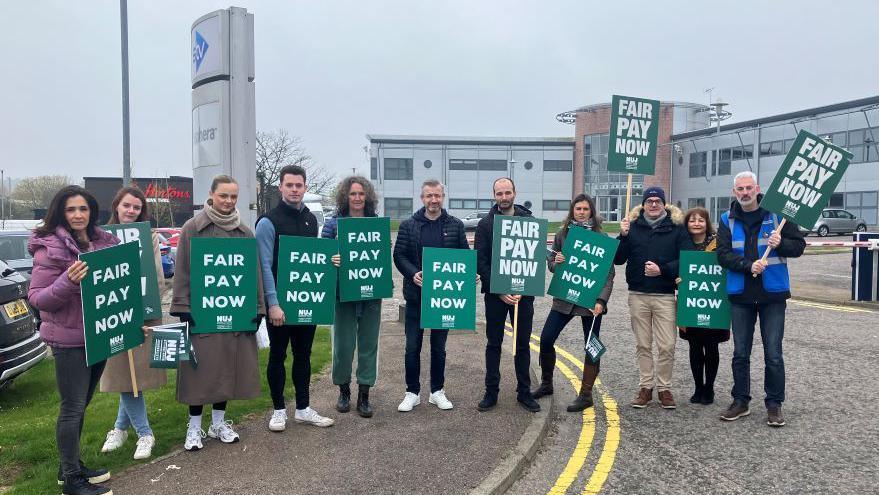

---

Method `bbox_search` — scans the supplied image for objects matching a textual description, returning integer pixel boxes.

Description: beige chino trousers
[628,292,677,392]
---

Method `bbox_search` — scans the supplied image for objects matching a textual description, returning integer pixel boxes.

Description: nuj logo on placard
[298,309,313,322]
[360,285,374,298]
[110,335,125,353]
[442,314,455,328]
[217,314,233,329]
[782,200,800,217]
[697,314,711,326]
[626,156,640,170]
[567,288,581,301]
[511,278,525,292]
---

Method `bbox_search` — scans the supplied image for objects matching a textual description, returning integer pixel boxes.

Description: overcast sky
[2,0,877,185]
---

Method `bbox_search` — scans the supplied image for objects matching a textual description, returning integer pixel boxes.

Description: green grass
[0,327,331,494]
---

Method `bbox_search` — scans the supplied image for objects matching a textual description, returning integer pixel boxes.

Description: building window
[448,159,508,171]
[524,161,533,170]
[384,158,413,180]
[689,152,707,178]
[584,132,644,222]
[384,198,413,219]
[478,199,494,209]
[478,159,508,171]
[544,160,573,171]
[828,192,844,208]
[759,140,786,157]
[845,191,879,225]
[449,159,477,170]
[543,200,570,211]
[713,148,731,176]
[424,160,432,169]
[370,158,378,180]
[687,198,706,209]
[847,128,879,164]
[710,196,733,222]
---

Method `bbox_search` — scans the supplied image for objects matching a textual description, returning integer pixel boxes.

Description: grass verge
[0,327,331,495]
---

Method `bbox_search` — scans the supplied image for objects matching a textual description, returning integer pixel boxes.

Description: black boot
[336,383,351,413]
[567,361,599,412]
[357,384,373,418]
[531,351,555,399]
[690,384,704,404]
[61,475,112,495]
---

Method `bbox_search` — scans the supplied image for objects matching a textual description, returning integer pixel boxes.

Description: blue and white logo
[193,31,209,73]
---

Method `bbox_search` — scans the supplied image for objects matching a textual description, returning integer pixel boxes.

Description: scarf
[571,219,594,230]
[644,209,667,229]
[203,199,241,231]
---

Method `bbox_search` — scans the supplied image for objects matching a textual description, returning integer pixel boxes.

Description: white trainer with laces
[294,407,335,427]
[208,420,240,443]
[184,425,205,451]
[429,389,454,410]
[269,410,287,432]
[397,392,421,412]
[101,428,128,452]
[133,435,155,460]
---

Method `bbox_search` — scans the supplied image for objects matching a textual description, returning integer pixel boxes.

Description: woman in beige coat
[99,186,167,460]
[171,175,265,452]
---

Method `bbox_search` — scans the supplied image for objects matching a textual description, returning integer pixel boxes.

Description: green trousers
[332,299,382,386]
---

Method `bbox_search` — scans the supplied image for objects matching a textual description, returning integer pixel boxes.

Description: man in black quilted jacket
[393,179,470,412]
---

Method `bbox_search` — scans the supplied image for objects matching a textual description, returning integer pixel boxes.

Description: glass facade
[584,133,644,221]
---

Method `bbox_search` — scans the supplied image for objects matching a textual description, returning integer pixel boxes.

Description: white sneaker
[208,420,240,443]
[269,409,288,432]
[429,389,454,410]
[294,407,335,427]
[101,428,128,453]
[184,425,205,451]
[397,392,421,412]
[133,435,155,460]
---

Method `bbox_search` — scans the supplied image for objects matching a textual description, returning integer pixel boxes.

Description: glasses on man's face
[644,199,663,206]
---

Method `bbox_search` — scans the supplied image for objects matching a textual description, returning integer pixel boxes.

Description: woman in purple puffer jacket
[28,185,118,495]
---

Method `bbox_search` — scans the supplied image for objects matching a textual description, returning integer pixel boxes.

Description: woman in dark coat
[171,175,265,451]
[678,207,729,405]
[531,194,615,412]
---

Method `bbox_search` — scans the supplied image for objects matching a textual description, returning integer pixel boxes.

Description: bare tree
[256,129,336,214]
[11,175,73,212]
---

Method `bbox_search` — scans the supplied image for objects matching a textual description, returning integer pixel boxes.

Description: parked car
[161,244,175,279]
[461,211,489,231]
[0,230,33,276]
[801,208,868,236]
[0,259,48,388]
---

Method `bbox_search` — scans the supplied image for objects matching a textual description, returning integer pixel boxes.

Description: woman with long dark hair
[170,175,265,451]
[98,186,167,460]
[28,185,118,495]
[679,207,729,404]
[321,176,382,418]
[532,194,615,412]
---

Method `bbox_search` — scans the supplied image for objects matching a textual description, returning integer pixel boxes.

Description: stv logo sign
[193,31,209,73]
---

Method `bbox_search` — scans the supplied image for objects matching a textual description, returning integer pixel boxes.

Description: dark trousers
[54,347,106,478]
[267,322,317,410]
[687,339,720,391]
[484,293,534,396]
[189,402,227,415]
[730,301,786,407]
[539,309,602,356]
[404,302,449,394]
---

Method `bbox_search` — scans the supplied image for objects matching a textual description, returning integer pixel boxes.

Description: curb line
[470,364,555,495]
[792,295,879,310]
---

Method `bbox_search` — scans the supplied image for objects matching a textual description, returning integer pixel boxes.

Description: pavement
[108,320,549,495]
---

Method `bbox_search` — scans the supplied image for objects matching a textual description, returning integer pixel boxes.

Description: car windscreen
[0,234,31,261]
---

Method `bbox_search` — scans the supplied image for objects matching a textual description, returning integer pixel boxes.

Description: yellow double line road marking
[504,324,620,494]
[789,298,874,313]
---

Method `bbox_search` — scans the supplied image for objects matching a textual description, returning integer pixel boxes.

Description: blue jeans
[539,310,601,356]
[404,302,449,394]
[730,301,786,407]
[115,392,153,437]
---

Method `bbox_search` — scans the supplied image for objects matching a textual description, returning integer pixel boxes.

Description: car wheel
[856,224,867,232]
[817,225,830,237]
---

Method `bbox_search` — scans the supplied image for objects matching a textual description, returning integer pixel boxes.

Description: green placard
[80,242,145,366]
[420,248,477,331]
[101,222,162,320]
[585,333,606,364]
[150,326,185,369]
[607,95,660,174]
[489,216,548,297]
[190,237,258,333]
[276,236,337,325]
[547,227,619,308]
[759,129,853,230]
[337,217,393,302]
[676,251,731,329]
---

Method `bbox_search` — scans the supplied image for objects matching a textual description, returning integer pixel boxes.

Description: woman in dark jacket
[678,207,729,405]
[28,186,117,495]
[532,194,614,412]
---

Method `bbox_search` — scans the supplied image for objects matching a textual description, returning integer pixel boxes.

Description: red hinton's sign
[143,183,192,200]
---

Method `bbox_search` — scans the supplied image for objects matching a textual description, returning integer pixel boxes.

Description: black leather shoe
[60,475,112,495]
[58,462,110,485]
[336,383,351,413]
[517,394,541,413]
[477,392,497,412]
[357,384,374,418]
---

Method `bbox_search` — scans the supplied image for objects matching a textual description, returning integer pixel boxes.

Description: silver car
[802,208,868,236]
[461,211,489,231]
